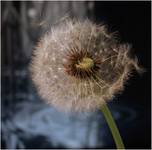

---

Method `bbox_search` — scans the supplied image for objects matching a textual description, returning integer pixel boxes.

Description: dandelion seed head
[30,19,142,112]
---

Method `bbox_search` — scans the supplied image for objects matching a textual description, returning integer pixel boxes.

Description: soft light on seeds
[30,19,142,112]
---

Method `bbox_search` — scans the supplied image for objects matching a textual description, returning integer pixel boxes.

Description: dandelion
[30,19,143,149]
[30,19,142,112]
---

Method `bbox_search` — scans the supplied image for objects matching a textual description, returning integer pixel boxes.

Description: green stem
[100,104,125,149]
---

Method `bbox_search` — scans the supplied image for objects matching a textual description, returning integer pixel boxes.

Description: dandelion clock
[30,19,143,149]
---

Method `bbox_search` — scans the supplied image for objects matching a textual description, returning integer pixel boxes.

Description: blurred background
[1,1,151,149]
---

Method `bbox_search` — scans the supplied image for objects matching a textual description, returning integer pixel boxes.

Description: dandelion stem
[100,104,125,149]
